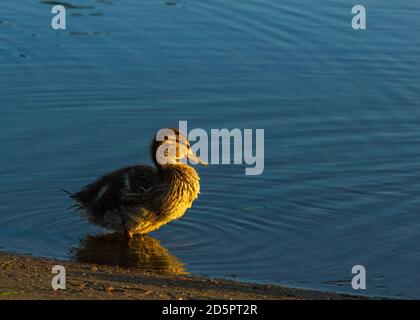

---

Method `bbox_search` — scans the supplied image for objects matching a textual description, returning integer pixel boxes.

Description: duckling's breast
[130,165,201,234]
[156,164,200,219]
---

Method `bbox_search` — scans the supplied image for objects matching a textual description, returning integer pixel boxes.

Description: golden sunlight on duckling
[66,128,207,239]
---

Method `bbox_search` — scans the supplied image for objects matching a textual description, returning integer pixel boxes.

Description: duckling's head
[151,128,208,168]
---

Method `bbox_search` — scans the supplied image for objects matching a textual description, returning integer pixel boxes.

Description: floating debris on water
[96,0,114,5]
[40,0,95,9]
[70,31,89,36]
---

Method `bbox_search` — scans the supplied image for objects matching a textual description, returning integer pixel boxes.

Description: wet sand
[0,252,367,300]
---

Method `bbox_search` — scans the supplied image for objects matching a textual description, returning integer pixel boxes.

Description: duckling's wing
[71,165,156,213]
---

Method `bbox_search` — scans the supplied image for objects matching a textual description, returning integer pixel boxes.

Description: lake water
[1,0,420,299]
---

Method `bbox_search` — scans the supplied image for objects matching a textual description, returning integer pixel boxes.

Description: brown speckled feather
[72,165,155,210]
[71,165,155,229]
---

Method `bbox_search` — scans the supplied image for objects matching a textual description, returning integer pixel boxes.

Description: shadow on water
[71,233,187,275]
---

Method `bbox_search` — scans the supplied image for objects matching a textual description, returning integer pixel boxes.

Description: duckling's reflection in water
[72,233,187,275]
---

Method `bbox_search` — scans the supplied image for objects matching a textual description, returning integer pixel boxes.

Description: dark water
[1,0,420,298]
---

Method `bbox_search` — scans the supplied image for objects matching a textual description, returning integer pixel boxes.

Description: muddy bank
[0,252,366,300]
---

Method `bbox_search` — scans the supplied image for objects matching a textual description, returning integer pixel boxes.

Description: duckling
[68,128,207,239]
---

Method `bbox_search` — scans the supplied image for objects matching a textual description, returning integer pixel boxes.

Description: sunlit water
[1,0,420,299]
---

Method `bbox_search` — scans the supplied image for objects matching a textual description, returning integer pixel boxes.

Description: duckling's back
[71,165,156,229]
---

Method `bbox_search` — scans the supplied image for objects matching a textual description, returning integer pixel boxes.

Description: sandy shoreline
[0,251,369,300]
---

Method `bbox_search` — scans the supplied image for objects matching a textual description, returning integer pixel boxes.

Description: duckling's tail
[61,188,74,197]
[61,189,84,211]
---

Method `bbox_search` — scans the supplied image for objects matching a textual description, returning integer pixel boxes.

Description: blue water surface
[1,0,420,298]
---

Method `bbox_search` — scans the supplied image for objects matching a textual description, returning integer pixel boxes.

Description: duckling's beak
[187,150,208,167]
